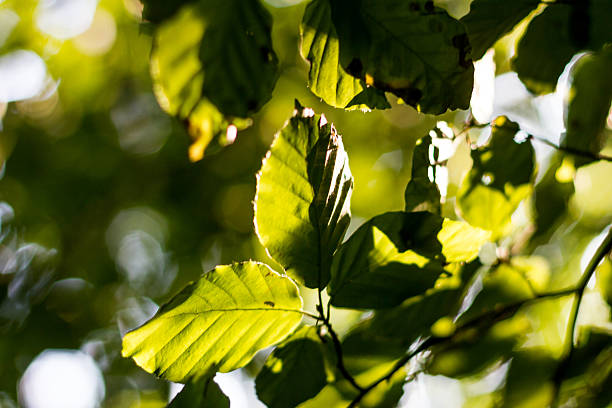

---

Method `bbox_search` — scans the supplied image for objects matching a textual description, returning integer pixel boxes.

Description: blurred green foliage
[0,0,611,407]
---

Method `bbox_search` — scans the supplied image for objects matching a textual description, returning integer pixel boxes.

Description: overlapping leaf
[563,46,612,166]
[121,262,303,383]
[405,135,441,214]
[168,376,229,408]
[328,211,489,309]
[255,102,353,289]
[255,327,330,408]
[150,0,278,160]
[300,0,390,110]
[513,1,612,94]
[457,117,535,238]
[329,0,474,114]
[460,0,540,60]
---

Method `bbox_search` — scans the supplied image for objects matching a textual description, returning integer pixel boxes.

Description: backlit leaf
[255,101,353,289]
[256,327,329,408]
[329,211,489,309]
[457,117,535,238]
[513,1,612,94]
[460,0,540,60]
[405,135,441,214]
[300,0,390,110]
[330,0,474,114]
[168,376,229,408]
[121,262,303,383]
[151,0,278,159]
[563,46,612,166]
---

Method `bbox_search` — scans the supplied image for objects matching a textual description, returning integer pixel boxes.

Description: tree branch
[551,228,612,406]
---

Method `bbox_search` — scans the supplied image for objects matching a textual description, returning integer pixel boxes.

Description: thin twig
[551,228,612,406]
[528,134,612,162]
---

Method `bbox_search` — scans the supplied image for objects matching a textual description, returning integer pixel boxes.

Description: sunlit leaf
[256,327,329,408]
[300,0,389,111]
[121,262,303,383]
[329,0,474,114]
[456,263,534,325]
[457,117,534,238]
[513,1,612,94]
[460,0,540,60]
[329,211,489,309]
[151,0,278,159]
[563,45,612,166]
[168,376,229,408]
[255,101,353,289]
[405,135,441,213]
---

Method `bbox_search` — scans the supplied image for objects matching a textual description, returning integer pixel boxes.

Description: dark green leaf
[563,45,612,166]
[150,0,278,159]
[255,327,328,408]
[121,262,303,383]
[502,349,557,407]
[301,0,389,110]
[328,211,489,309]
[405,135,441,213]
[140,0,194,24]
[513,1,612,94]
[168,376,229,408]
[457,117,535,238]
[330,0,474,114]
[460,0,540,60]
[255,102,353,289]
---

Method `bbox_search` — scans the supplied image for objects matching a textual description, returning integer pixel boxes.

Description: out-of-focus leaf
[121,262,303,383]
[502,349,557,407]
[531,154,575,245]
[255,102,353,289]
[405,135,441,214]
[513,1,612,94]
[256,327,328,408]
[329,0,474,114]
[300,0,389,110]
[329,212,489,309]
[457,117,534,238]
[460,0,540,60]
[141,0,195,24]
[168,376,229,408]
[456,263,534,325]
[151,1,278,160]
[563,46,612,167]
[595,259,612,308]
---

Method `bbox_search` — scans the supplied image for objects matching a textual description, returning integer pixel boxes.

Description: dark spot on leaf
[346,58,364,77]
[409,2,420,11]
[424,1,434,13]
[452,33,472,69]
[264,301,275,307]
[247,99,258,111]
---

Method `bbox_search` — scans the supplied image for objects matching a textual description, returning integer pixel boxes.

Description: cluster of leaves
[117,0,612,406]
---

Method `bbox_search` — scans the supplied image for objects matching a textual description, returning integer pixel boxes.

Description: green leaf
[140,0,194,24]
[405,135,441,213]
[300,0,389,111]
[457,117,535,238]
[328,211,489,309]
[501,349,557,407]
[121,262,303,383]
[255,327,329,408]
[330,0,474,114]
[563,46,612,166]
[255,102,353,289]
[168,376,229,408]
[513,1,612,94]
[456,263,534,325]
[151,1,278,160]
[460,0,540,60]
